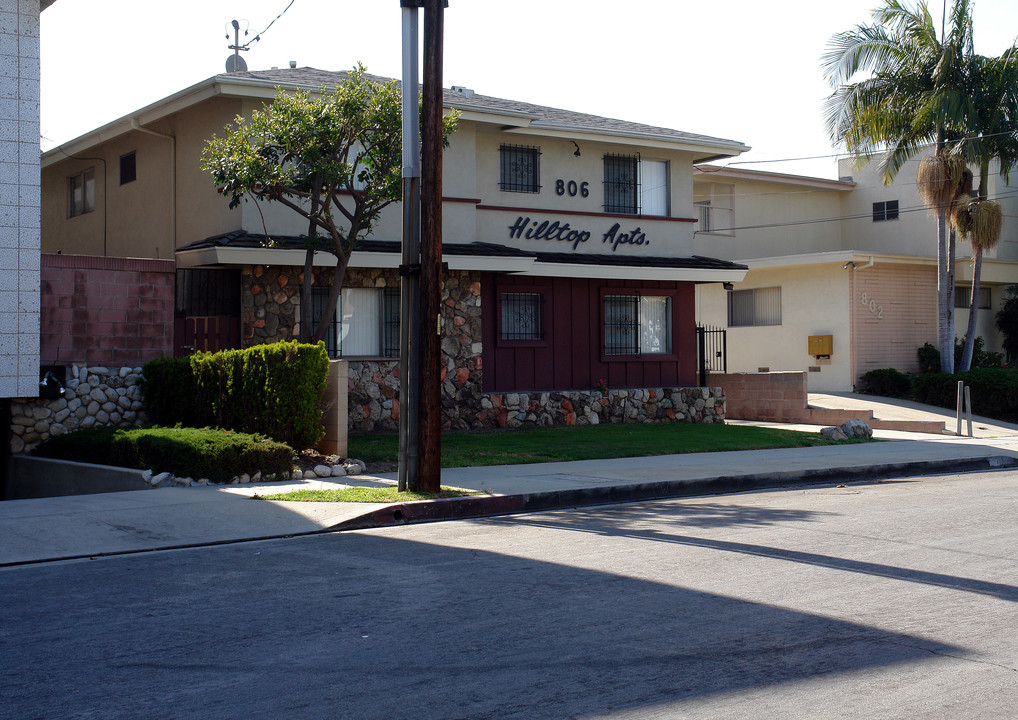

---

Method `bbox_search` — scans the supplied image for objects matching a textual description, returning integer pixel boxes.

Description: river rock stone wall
[9,365,147,454]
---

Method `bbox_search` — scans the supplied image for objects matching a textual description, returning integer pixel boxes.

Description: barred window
[310,286,400,358]
[603,294,672,356]
[500,292,542,341]
[499,144,541,193]
[603,154,639,214]
[175,269,240,317]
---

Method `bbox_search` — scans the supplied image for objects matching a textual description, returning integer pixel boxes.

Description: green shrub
[917,343,940,374]
[859,368,913,397]
[33,426,294,484]
[140,341,329,448]
[912,367,1018,421]
[917,338,1005,373]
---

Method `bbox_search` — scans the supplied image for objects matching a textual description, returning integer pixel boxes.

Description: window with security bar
[499,144,541,193]
[175,269,240,317]
[603,154,639,214]
[310,286,400,358]
[500,292,543,341]
[603,294,672,356]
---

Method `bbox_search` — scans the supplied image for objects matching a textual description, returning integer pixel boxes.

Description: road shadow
[1,525,963,720]
[492,499,1018,603]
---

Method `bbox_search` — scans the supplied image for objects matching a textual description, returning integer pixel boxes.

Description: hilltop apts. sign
[508,216,649,252]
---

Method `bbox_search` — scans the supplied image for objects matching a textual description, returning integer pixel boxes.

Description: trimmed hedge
[140,341,329,448]
[912,368,1018,422]
[32,426,294,484]
[859,368,913,398]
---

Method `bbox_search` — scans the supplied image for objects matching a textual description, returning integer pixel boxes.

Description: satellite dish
[226,54,248,73]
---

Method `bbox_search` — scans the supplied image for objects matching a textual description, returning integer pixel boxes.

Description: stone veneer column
[0,0,41,398]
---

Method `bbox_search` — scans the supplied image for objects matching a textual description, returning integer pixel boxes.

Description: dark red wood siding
[481,273,696,392]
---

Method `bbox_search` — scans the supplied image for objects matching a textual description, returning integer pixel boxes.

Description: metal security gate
[696,324,727,386]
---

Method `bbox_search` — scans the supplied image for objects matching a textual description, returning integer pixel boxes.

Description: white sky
[40,0,1018,179]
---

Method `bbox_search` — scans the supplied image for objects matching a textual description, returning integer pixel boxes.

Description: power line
[233,0,297,51]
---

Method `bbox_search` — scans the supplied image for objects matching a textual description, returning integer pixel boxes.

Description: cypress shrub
[140,341,329,448]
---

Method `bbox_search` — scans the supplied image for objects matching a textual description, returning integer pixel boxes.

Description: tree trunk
[299,247,314,343]
[959,247,983,372]
[311,255,349,344]
[938,206,955,373]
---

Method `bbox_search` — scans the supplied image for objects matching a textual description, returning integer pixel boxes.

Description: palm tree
[956,49,1018,371]
[822,0,976,373]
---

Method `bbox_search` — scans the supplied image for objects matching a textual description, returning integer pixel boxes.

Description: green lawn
[349,422,867,469]
[258,486,479,503]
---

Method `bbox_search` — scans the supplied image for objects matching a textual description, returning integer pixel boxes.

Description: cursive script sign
[508,216,650,253]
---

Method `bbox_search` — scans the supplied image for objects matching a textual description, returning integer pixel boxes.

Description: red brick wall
[41,254,175,366]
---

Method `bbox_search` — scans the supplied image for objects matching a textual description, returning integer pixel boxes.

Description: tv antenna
[225,19,249,73]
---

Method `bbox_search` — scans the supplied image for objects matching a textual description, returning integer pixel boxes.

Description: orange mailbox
[808,334,833,357]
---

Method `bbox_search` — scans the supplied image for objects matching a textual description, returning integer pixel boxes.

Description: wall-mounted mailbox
[808,335,833,357]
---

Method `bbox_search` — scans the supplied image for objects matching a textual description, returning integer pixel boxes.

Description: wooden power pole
[417,0,445,492]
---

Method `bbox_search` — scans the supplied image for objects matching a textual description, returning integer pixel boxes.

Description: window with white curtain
[639,159,668,216]
[310,286,400,358]
[727,287,781,327]
[603,294,672,355]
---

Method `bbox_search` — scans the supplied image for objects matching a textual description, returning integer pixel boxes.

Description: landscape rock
[841,419,874,439]
[820,426,849,441]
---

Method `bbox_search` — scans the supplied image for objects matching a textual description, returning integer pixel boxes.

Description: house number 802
[555,179,589,197]
[860,292,884,319]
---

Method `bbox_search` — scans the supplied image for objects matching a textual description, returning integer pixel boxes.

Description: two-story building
[40,67,750,432]
[694,156,1018,391]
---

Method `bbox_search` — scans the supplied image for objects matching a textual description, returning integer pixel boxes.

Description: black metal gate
[696,324,727,386]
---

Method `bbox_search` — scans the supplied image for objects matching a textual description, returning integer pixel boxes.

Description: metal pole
[397,2,422,492]
[956,380,963,436]
[417,0,445,492]
[965,385,973,438]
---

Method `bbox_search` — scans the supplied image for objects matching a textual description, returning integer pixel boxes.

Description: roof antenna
[225,19,249,73]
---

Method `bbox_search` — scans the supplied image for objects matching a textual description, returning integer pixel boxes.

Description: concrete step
[805,407,947,435]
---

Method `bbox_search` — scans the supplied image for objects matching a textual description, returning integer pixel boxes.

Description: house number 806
[860,292,884,319]
[555,179,589,197]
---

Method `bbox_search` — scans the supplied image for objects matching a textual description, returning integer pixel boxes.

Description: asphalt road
[2,470,1017,719]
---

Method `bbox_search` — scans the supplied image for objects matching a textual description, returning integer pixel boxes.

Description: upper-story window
[499,144,541,193]
[873,200,899,221]
[120,151,136,185]
[603,154,639,214]
[694,182,734,235]
[602,155,669,216]
[68,168,95,218]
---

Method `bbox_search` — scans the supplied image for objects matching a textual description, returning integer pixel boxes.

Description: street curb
[329,454,1018,531]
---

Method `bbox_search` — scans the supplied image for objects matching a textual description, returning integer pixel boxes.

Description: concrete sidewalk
[4,427,1018,566]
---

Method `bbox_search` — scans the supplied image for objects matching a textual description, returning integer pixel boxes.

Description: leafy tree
[201,65,458,343]
[822,0,977,372]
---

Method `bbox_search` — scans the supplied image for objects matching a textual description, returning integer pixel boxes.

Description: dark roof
[221,68,744,149]
[176,231,536,258]
[177,230,747,271]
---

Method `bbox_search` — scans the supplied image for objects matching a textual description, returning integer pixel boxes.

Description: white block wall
[0,0,41,398]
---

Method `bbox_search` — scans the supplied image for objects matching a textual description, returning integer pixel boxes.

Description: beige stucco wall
[698,263,852,392]
[41,95,242,258]
[838,156,1018,264]
[690,177,847,261]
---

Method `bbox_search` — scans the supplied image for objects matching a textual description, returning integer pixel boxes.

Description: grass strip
[258,486,480,502]
[349,423,868,468]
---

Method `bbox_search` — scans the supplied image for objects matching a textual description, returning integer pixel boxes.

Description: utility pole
[417,0,446,492]
[397,1,422,492]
